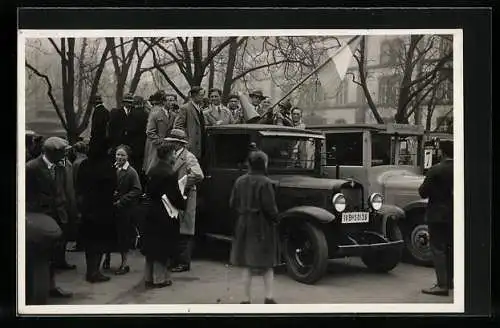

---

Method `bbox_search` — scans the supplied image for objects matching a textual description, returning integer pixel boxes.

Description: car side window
[325,132,363,166]
[213,133,251,168]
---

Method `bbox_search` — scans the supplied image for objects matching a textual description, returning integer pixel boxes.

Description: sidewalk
[49,250,146,305]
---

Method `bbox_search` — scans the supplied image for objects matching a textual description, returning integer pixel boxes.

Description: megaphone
[237,92,261,123]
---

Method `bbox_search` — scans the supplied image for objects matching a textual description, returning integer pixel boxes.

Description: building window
[379,75,400,107]
[356,85,367,104]
[436,77,453,104]
[335,80,348,105]
[436,115,453,133]
[380,38,403,65]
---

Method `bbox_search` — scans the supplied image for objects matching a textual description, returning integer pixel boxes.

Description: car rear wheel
[361,223,403,273]
[282,221,328,285]
[404,218,433,266]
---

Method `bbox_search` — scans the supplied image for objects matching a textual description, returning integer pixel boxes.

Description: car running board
[205,233,233,242]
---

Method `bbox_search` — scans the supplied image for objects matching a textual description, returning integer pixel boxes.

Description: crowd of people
[25,86,296,304]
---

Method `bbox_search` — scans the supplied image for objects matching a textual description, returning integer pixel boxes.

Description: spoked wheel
[405,223,433,266]
[282,221,328,285]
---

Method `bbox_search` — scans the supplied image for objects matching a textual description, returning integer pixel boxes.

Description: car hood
[375,169,425,207]
[268,175,346,190]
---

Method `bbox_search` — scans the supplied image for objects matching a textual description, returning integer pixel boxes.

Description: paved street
[47,244,453,305]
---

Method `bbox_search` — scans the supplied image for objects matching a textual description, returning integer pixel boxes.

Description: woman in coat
[229,146,280,304]
[141,142,187,288]
[77,141,117,283]
[103,145,142,275]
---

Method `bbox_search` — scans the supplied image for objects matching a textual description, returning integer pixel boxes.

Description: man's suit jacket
[173,102,205,160]
[419,159,453,224]
[173,148,204,236]
[143,106,176,173]
[26,156,77,226]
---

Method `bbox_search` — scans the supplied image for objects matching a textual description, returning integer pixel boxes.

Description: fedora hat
[249,90,265,99]
[123,93,134,103]
[164,129,188,144]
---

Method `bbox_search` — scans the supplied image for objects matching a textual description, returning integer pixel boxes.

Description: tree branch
[151,50,187,100]
[202,37,235,70]
[25,62,68,130]
[231,59,310,83]
[48,38,64,58]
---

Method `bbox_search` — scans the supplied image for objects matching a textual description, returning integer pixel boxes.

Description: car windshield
[372,133,421,167]
[260,136,317,170]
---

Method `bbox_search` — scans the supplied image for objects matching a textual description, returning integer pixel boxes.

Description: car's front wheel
[282,221,328,285]
[361,222,403,273]
[404,214,433,266]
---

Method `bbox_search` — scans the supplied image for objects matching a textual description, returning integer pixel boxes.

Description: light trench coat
[173,147,204,236]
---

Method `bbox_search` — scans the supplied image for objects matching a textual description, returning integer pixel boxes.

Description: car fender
[279,206,336,225]
[377,204,406,237]
[403,199,428,213]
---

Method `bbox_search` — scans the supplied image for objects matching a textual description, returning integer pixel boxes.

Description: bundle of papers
[161,175,188,219]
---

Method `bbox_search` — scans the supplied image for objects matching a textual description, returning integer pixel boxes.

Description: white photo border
[17,28,464,315]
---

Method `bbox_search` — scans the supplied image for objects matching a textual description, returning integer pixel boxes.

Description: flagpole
[270,35,361,110]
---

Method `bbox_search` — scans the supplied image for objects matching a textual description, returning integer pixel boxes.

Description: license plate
[341,212,369,224]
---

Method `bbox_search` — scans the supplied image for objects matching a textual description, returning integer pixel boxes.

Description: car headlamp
[332,193,346,212]
[368,193,383,211]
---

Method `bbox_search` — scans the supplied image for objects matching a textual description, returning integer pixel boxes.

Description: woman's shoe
[240,301,251,304]
[115,265,130,275]
[264,298,277,304]
[145,281,155,289]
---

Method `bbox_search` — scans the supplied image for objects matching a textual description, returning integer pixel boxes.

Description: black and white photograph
[18,27,464,314]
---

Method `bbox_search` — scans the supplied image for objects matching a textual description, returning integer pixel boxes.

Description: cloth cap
[43,137,70,152]
[164,129,188,144]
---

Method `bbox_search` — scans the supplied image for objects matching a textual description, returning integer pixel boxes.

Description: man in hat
[144,92,178,175]
[204,88,234,126]
[173,86,206,162]
[127,95,149,178]
[164,129,204,273]
[227,94,245,124]
[109,93,135,151]
[26,137,77,298]
[249,90,266,116]
[90,94,110,152]
[419,140,454,296]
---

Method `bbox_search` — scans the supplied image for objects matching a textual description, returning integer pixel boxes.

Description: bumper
[334,239,404,257]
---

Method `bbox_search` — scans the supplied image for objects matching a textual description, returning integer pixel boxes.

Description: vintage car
[307,123,447,266]
[196,124,406,285]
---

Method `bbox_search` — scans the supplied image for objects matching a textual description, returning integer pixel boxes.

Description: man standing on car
[164,129,204,273]
[419,140,454,296]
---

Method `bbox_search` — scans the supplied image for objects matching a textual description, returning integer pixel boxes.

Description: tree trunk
[192,37,204,86]
[65,38,77,143]
[76,38,87,123]
[222,38,238,104]
[357,36,384,124]
[207,37,215,90]
[395,35,421,123]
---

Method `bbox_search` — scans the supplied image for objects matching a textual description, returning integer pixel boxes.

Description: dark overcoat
[419,159,454,224]
[173,102,206,160]
[229,173,280,269]
[113,163,142,252]
[76,155,117,253]
[141,161,186,263]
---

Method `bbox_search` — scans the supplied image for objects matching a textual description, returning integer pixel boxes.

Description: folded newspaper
[161,175,188,219]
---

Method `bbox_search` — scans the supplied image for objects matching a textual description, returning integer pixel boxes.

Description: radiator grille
[341,186,363,211]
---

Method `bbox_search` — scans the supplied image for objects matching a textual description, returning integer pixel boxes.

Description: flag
[316,36,362,96]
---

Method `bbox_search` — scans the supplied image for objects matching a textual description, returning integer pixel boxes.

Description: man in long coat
[89,94,109,152]
[143,92,178,175]
[26,137,77,298]
[165,129,204,272]
[419,140,454,296]
[173,86,206,161]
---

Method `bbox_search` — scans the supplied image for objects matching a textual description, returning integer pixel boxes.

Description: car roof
[307,123,425,135]
[207,124,325,139]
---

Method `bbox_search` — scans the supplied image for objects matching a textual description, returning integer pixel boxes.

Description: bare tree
[26,38,112,143]
[351,35,453,124]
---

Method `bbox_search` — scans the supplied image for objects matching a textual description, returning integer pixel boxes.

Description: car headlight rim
[369,193,384,211]
[332,193,347,212]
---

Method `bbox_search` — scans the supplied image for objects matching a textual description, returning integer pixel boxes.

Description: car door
[201,132,252,238]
